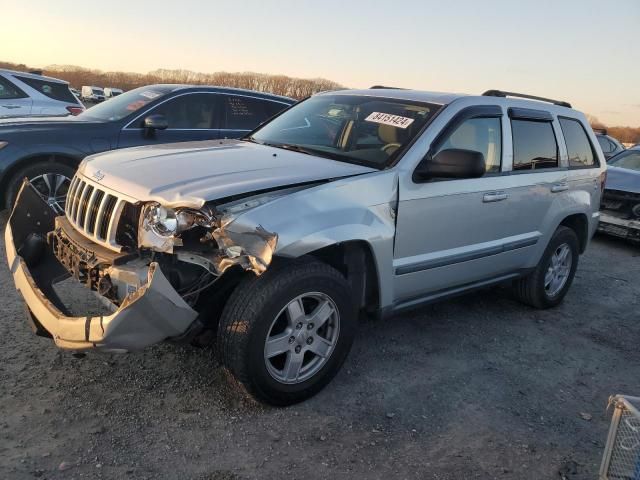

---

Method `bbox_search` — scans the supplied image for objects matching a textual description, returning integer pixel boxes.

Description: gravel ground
[0,210,638,480]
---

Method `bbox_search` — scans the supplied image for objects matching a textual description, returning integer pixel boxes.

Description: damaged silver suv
[5,88,606,405]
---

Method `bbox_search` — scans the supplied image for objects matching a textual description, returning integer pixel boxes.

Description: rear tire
[5,161,75,214]
[513,226,579,309]
[217,258,357,406]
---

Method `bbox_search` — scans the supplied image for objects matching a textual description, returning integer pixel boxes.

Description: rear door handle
[483,192,508,203]
[550,183,569,193]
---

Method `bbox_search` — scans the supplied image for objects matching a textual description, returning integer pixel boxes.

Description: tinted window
[436,117,502,173]
[14,75,77,103]
[224,96,286,130]
[560,118,597,168]
[609,151,640,172]
[597,136,614,154]
[147,93,218,129]
[0,76,27,99]
[511,120,558,170]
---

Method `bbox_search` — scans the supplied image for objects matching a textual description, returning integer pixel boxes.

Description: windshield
[78,86,169,122]
[92,88,104,94]
[249,94,440,168]
[609,150,640,172]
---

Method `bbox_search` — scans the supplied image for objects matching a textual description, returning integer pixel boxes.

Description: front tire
[5,162,75,214]
[217,258,357,406]
[513,226,579,309]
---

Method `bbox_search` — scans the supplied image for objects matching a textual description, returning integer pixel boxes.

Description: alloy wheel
[264,292,340,384]
[29,173,71,215]
[544,243,572,297]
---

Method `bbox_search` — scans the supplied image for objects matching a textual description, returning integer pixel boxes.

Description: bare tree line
[2,60,638,142]
[0,61,344,99]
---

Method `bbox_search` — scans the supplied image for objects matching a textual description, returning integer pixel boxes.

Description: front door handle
[550,183,569,193]
[483,192,508,203]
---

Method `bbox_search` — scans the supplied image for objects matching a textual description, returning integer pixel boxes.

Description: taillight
[599,171,607,194]
[66,106,84,116]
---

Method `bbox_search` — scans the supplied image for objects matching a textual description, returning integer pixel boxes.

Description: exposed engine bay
[47,185,306,311]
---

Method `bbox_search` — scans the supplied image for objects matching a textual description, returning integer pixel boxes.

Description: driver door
[118,93,221,148]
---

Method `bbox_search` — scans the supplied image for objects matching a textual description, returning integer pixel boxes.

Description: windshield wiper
[268,143,316,156]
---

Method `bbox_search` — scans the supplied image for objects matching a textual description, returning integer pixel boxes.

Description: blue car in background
[599,146,640,242]
[0,85,294,212]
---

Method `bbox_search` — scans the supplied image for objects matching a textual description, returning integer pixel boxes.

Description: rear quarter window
[560,118,598,168]
[14,75,77,103]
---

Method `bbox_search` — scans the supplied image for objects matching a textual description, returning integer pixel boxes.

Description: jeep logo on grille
[92,170,105,182]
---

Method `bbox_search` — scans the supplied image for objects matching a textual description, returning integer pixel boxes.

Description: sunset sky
[2,0,638,125]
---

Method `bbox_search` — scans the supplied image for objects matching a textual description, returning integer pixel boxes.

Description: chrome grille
[64,175,130,251]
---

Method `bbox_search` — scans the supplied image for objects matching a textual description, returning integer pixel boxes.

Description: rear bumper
[598,211,640,242]
[5,183,198,351]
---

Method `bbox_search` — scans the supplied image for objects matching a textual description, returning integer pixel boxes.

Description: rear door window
[14,75,77,103]
[223,96,286,130]
[559,118,598,168]
[0,76,27,99]
[511,120,558,170]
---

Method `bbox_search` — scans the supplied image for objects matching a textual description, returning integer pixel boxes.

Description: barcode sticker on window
[365,112,414,129]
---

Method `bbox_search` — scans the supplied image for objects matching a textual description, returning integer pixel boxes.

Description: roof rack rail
[482,89,572,108]
[370,85,406,90]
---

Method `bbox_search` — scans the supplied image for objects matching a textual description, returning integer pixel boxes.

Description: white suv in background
[0,69,85,117]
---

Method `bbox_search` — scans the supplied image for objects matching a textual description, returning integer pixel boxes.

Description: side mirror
[143,114,168,131]
[414,148,486,181]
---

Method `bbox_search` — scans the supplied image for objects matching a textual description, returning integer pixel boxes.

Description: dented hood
[79,139,375,207]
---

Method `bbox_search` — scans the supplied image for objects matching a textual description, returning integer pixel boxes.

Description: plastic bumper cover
[4,183,198,351]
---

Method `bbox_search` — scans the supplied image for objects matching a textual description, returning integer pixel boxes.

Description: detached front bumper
[5,183,198,351]
[598,211,640,243]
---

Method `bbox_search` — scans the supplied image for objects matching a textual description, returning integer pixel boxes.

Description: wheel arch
[0,153,81,209]
[296,240,382,315]
[558,212,589,254]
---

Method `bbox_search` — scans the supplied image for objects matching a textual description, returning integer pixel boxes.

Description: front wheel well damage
[305,241,380,316]
[202,241,381,339]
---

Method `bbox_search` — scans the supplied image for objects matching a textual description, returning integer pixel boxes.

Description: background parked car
[0,84,294,212]
[0,69,85,117]
[81,85,106,103]
[104,87,123,98]
[70,87,81,98]
[599,146,640,242]
[594,129,625,160]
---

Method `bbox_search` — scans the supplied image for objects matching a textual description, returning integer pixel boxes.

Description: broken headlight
[143,203,179,237]
[142,203,211,238]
